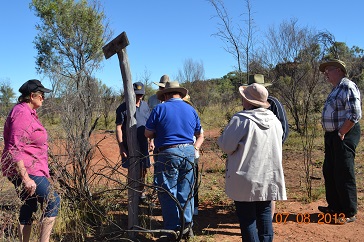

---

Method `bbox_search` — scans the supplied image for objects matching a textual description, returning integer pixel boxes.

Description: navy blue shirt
[115,100,151,167]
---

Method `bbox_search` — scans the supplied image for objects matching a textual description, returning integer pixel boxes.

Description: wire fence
[0,131,220,241]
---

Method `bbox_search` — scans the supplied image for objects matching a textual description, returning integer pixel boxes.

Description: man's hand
[119,143,128,158]
[149,139,155,152]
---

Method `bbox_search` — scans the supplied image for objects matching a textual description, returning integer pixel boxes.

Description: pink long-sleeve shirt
[1,102,50,178]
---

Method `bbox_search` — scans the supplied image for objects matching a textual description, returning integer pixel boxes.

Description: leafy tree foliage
[0,80,15,116]
[31,0,112,239]
[322,41,364,87]
[31,0,109,82]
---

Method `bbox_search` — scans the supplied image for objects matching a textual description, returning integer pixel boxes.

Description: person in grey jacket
[218,83,287,242]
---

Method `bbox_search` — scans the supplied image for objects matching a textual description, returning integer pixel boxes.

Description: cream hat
[239,83,270,108]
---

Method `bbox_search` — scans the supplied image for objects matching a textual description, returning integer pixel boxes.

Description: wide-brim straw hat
[239,83,270,108]
[156,81,188,101]
[319,59,347,74]
[244,74,272,87]
[153,74,170,87]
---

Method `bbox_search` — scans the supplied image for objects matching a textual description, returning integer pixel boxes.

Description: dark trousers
[323,123,360,217]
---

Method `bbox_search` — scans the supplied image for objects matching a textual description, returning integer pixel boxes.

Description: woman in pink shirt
[1,79,60,242]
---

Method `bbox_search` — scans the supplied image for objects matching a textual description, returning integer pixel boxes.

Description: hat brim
[153,82,166,87]
[156,87,188,101]
[38,87,52,93]
[239,86,270,109]
[134,91,145,95]
[183,99,193,106]
[243,83,272,87]
[319,62,347,74]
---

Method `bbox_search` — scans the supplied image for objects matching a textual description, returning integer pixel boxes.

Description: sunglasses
[32,92,45,100]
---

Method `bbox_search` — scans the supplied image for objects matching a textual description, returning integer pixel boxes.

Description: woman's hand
[15,160,37,196]
[23,178,37,196]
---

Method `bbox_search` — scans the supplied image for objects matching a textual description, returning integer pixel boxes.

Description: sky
[1,0,363,93]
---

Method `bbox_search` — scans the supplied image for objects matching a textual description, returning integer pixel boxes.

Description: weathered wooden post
[102,32,140,238]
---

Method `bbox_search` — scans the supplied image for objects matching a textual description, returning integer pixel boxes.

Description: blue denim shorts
[10,175,61,225]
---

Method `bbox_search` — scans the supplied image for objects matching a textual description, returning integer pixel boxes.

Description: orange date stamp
[274,212,346,224]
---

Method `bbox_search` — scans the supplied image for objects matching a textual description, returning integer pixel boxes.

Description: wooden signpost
[102,32,140,238]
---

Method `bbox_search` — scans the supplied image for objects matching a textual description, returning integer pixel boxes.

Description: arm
[194,131,204,158]
[217,115,247,155]
[7,107,37,195]
[338,120,355,140]
[16,160,37,196]
[116,124,127,158]
[194,131,204,150]
[145,107,156,142]
[339,82,362,140]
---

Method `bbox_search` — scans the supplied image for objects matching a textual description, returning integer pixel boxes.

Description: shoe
[181,223,194,240]
[139,195,147,204]
[318,206,337,214]
[193,207,198,216]
[346,216,356,223]
[158,233,177,241]
[336,216,356,224]
[184,228,194,239]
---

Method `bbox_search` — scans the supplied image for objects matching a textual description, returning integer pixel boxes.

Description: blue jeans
[154,144,195,230]
[234,201,273,242]
[10,175,61,225]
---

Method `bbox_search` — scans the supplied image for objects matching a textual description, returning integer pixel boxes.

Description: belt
[158,143,193,152]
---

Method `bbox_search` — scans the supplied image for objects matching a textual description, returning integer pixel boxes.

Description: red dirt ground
[91,129,364,242]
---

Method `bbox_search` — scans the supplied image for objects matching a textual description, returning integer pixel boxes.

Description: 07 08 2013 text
[274,212,346,225]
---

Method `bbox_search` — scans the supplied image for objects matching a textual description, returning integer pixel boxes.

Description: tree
[99,83,118,130]
[0,80,15,117]
[261,19,328,199]
[31,0,112,239]
[177,58,205,83]
[137,67,154,100]
[208,0,256,82]
[315,32,364,89]
[32,0,111,82]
